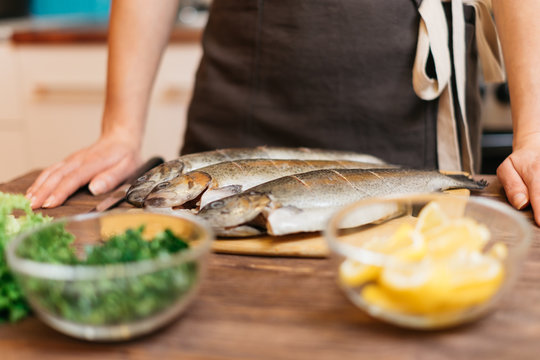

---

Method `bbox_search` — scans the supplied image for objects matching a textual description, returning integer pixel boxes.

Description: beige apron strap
[438,86,462,170]
[413,0,452,100]
[414,0,461,171]
[463,0,506,82]
[413,0,505,173]
[450,0,475,173]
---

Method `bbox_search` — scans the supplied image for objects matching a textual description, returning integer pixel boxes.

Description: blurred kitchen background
[0,0,512,183]
[0,0,209,183]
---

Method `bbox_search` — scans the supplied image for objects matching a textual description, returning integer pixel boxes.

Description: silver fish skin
[127,146,387,207]
[126,159,184,207]
[197,168,487,237]
[143,159,395,209]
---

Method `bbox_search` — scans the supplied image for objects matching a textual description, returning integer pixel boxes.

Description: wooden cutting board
[210,189,471,258]
[212,232,330,258]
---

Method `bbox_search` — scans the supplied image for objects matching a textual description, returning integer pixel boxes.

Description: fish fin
[266,204,401,236]
[444,173,488,190]
[199,185,243,209]
[214,225,265,237]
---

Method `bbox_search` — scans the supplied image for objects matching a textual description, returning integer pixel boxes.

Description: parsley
[0,192,50,323]
[16,224,197,326]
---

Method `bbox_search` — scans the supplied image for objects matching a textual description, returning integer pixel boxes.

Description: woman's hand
[25,133,142,209]
[492,0,540,225]
[497,132,540,225]
[24,0,184,210]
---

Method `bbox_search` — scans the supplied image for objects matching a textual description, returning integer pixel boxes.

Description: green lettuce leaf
[0,192,50,323]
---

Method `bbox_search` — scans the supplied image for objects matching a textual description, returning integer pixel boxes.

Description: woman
[25,0,540,225]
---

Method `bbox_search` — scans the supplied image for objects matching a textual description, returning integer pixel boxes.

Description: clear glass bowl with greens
[324,193,531,330]
[6,210,213,341]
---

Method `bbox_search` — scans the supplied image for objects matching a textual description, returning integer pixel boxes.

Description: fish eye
[210,200,224,209]
[156,181,170,190]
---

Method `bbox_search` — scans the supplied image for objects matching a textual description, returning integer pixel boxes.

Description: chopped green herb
[0,192,50,323]
[16,224,197,326]
[84,226,188,264]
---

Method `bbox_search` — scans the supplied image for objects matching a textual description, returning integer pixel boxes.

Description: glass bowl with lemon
[324,193,531,330]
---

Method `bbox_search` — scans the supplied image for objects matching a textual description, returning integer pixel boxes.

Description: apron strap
[413,0,505,173]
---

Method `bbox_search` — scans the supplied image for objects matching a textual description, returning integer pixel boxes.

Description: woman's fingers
[26,136,141,209]
[498,148,540,225]
[497,157,530,210]
[89,156,140,195]
[27,160,83,209]
[517,158,540,226]
[26,161,66,200]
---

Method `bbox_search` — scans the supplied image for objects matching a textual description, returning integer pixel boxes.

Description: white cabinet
[0,41,202,183]
[0,43,25,181]
[0,43,22,120]
[0,130,26,181]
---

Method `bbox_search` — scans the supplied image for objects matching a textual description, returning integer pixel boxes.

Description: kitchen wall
[0,4,205,183]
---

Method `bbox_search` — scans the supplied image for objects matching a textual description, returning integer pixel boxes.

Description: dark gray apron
[183,0,480,170]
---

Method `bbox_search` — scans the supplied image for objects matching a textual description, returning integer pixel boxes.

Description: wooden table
[1,172,539,360]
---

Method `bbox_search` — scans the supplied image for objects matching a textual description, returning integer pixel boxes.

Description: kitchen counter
[1,171,539,360]
[10,24,202,44]
[0,16,202,44]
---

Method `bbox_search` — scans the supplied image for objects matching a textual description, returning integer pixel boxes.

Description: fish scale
[127,147,387,207]
[198,168,488,237]
[143,159,393,209]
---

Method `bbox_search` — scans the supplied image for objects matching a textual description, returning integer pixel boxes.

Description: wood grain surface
[1,171,539,360]
[10,25,202,44]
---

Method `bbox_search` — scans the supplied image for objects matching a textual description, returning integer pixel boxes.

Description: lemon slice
[339,259,381,287]
[415,201,448,234]
[378,259,451,314]
[375,223,416,253]
[338,223,425,287]
[425,218,490,258]
[362,284,409,313]
[487,242,508,261]
[440,250,504,311]
[353,200,504,316]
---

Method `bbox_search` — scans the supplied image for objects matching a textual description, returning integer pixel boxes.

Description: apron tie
[413,0,505,173]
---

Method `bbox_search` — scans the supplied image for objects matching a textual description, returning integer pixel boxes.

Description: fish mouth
[126,188,154,207]
[144,171,212,209]
[126,159,187,206]
[198,192,272,230]
[144,195,172,208]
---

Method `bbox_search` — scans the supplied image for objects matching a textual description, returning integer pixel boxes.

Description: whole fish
[197,168,487,237]
[144,159,396,210]
[126,146,386,206]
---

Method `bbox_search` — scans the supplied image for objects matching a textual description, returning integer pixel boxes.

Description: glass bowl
[324,193,532,330]
[6,210,213,341]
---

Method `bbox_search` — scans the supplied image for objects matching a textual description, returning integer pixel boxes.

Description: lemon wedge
[424,218,490,258]
[441,250,504,311]
[415,201,448,234]
[342,199,507,316]
[378,259,452,313]
[338,223,425,286]
[339,259,381,287]
[488,242,508,261]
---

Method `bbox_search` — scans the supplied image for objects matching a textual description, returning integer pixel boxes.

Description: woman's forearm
[492,0,540,146]
[493,0,540,224]
[103,0,181,147]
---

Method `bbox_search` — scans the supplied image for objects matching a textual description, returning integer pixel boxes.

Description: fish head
[126,160,185,206]
[198,191,272,229]
[144,171,212,208]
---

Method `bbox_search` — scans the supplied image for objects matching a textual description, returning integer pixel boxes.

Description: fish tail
[444,173,488,190]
